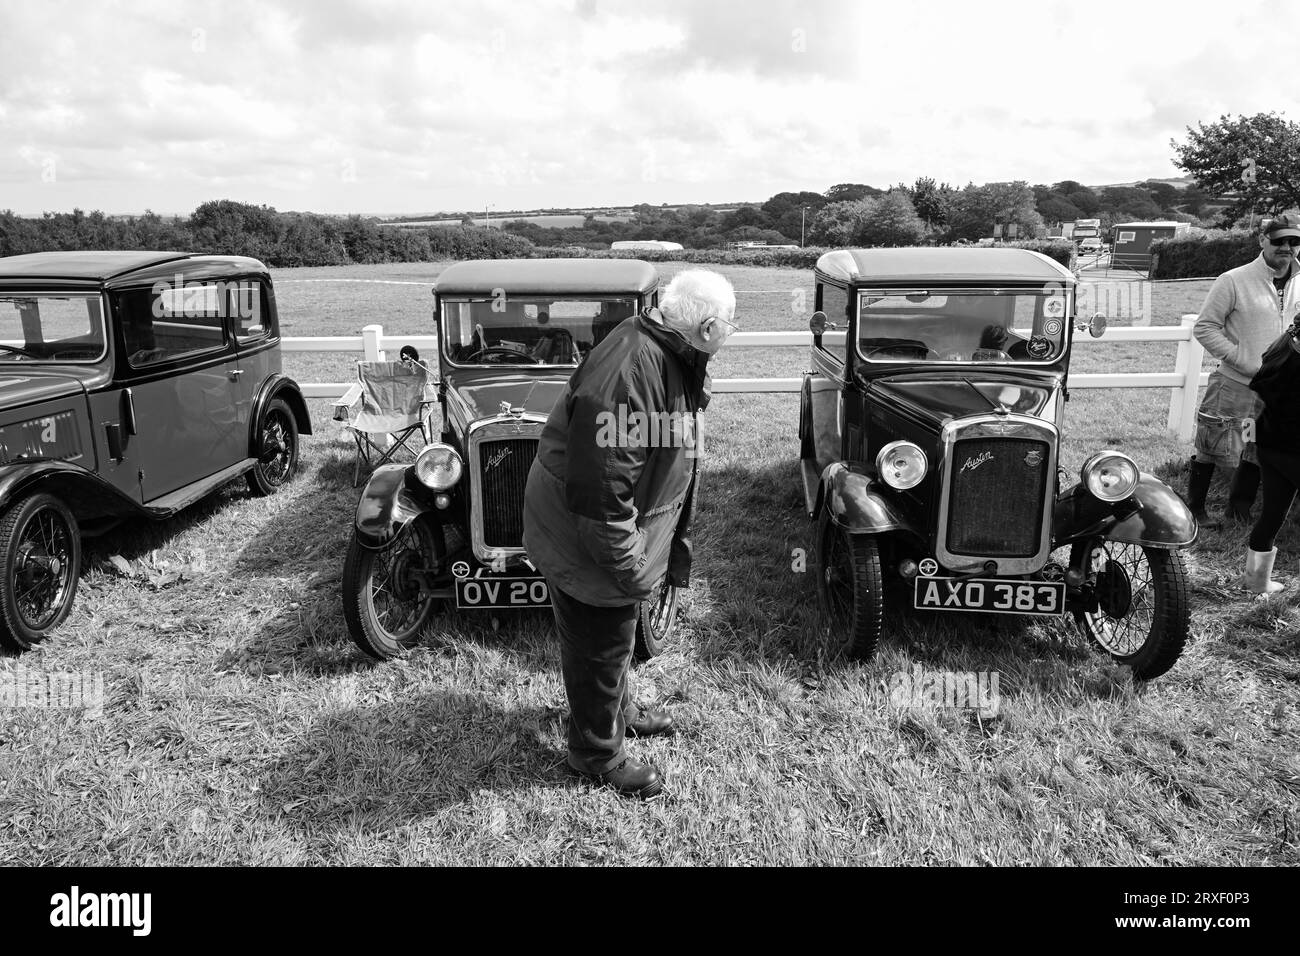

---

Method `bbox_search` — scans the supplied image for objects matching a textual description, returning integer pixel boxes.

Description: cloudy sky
[1,0,1296,216]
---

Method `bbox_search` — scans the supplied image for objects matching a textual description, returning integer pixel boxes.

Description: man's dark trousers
[548,581,639,774]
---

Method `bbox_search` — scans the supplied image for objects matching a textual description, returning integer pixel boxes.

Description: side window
[817,283,848,362]
[120,284,227,367]
[231,280,269,345]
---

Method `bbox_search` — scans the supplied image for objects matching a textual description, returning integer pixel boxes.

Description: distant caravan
[610,240,684,252]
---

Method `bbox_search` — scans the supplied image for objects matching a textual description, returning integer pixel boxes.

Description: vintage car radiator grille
[946,437,1050,558]
[478,438,537,548]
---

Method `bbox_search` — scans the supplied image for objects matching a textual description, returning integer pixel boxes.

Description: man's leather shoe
[572,758,664,799]
[625,706,674,738]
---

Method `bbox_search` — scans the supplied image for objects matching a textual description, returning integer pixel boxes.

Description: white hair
[659,269,736,330]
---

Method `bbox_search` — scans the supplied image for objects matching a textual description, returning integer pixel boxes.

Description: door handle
[228,369,244,381]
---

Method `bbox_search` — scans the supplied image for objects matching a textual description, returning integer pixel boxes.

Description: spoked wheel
[1070,539,1189,680]
[342,516,447,659]
[633,578,680,662]
[248,398,299,496]
[816,517,883,659]
[0,493,81,651]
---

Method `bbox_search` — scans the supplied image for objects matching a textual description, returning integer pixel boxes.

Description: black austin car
[0,251,311,651]
[342,258,680,660]
[799,248,1195,679]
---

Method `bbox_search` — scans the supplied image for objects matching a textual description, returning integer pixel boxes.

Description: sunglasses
[1268,236,1300,247]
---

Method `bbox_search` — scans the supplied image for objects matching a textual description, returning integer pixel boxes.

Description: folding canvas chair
[332,359,432,485]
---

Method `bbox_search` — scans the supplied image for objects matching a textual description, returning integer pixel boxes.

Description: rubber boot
[1241,547,1285,595]
[1185,457,1219,530]
[1226,459,1261,524]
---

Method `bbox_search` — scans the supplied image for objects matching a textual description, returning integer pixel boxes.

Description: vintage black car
[342,258,679,659]
[799,248,1195,679]
[0,251,311,651]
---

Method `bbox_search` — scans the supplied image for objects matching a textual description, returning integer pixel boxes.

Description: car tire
[1069,539,1189,680]
[247,397,299,496]
[0,492,81,652]
[342,516,446,659]
[633,578,679,661]
[817,518,884,659]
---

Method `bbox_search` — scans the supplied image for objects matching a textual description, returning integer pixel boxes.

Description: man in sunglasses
[523,269,737,798]
[1190,214,1300,542]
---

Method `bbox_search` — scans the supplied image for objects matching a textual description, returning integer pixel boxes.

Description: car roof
[0,251,268,284]
[434,258,659,295]
[0,251,197,281]
[816,247,1075,285]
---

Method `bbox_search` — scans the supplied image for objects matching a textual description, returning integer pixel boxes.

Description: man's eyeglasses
[713,314,741,334]
[1268,236,1300,248]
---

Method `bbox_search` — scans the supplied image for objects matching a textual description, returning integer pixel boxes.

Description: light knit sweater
[1193,253,1300,385]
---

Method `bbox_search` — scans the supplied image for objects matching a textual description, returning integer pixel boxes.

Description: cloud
[0,0,1297,213]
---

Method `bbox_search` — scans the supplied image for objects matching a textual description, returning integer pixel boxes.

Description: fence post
[1167,313,1203,442]
[362,324,384,362]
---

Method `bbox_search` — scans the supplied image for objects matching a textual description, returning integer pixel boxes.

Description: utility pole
[801,207,807,247]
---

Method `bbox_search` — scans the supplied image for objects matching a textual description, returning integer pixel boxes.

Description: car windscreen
[441,296,638,366]
[857,287,1070,365]
[0,293,107,363]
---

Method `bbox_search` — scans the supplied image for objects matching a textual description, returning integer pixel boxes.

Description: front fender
[819,461,914,534]
[354,463,431,549]
[1109,474,1198,547]
[1053,473,1197,549]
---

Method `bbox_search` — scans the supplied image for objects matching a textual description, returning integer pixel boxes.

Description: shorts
[1194,372,1261,469]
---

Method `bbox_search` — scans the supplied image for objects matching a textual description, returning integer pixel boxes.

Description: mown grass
[0,264,1296,866]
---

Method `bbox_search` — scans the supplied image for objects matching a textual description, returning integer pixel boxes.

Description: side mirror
[1087,312,1107,338]
[809,310,827,336]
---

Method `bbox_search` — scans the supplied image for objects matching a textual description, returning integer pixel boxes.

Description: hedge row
[1150,231,1259,280]
[528,238,1077,271]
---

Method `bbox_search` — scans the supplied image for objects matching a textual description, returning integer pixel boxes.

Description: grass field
[0,263,1296,866]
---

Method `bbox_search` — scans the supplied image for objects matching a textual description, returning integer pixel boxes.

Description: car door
[113,280,245,502]
[808,281,850,470]
[227,276,277,433]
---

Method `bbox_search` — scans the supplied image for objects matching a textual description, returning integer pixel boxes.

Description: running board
[144,459,258,516]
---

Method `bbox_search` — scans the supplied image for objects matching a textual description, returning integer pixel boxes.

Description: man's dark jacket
[523,311,711,607]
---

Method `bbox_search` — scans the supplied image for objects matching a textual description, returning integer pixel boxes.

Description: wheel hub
[387,548,423,601]
[1095,560,1133,618]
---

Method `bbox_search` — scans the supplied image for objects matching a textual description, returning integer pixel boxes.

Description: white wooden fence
[285,313,1208,441]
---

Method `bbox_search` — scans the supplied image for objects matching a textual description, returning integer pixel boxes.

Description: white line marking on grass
[276,279,430,285]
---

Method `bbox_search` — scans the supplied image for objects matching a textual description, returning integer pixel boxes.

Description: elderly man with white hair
[523,268,737,798]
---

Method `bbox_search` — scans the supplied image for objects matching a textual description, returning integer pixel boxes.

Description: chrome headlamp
[876,440,928,490]
[414,443,463,491]
[1080,450,1139,502]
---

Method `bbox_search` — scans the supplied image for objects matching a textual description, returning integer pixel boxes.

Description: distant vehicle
[1078,238,1104,255]
[726,241,799,251]
[1072,219,1102,241]
[610,240,683,252]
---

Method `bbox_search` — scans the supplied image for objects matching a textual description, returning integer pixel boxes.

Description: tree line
[0,201,532,266]
[2,112,1293,264]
